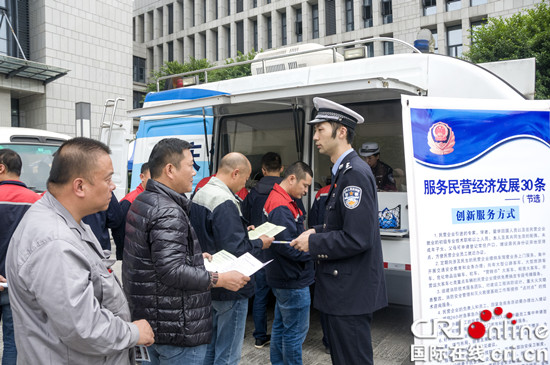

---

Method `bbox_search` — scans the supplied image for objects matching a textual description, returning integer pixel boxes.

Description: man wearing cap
[360,142,397,192]
[291,97,387,365]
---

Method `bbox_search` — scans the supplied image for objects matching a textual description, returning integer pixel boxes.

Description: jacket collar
[146,178,191,213]
[41,192,104,254]
[0,180,27,188]
[209,176,241,205]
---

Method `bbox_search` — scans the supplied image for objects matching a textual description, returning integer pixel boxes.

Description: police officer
[291,97,387,365]
[360,142,397,191]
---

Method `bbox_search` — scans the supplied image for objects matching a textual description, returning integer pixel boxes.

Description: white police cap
[359,142,380,157]
[308,97,364,130]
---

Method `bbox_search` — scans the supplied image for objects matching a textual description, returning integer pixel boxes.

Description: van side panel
[131,109,213,191]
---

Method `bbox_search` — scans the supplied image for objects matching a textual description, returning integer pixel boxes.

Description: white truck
[127,39,534,305]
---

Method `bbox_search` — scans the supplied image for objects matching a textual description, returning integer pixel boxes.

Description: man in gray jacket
[6,137,154,365]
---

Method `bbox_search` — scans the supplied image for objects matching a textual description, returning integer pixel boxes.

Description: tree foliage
[146,50,258,93]
[464,1,550,99]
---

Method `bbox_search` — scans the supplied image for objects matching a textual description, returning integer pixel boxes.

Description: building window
[236,21,244,54]
[168,41,174,61]
[215,31,219,60]
[133,56,146,83]
[267,0,271,3]
[447,25,462,57]
[216,0,219,19]
[383,41,394,55]
[168,4,174,34]
[203,0,207,23]
[267,16,272,49]
[431,28,439,53]
[191,1,195,26]
[227,0,231,16]
[446,0,460,11]
[470,19,486,44]
[281,12,287,46]
[365,42,374,57]
[295,8,302,42]
[0,0,30,59]
[423,0,436,16]
[363,0,373,28]
[226,26,231,58]
[253,20,258,51]
[326,0,336,36]
[253,0,257,8]
[11,98,19,127]
[345,0,354,32]
[312,4,319,39]
[133,92,146,110]
[471,0,487,6]
[237,0,243,13]
[381,0,392,24]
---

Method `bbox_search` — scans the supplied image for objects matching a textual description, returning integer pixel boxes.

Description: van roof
[0,127,71,144]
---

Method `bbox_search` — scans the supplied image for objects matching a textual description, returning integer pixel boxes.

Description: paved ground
[0,260,414,364]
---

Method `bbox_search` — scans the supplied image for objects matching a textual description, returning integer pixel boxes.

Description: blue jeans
[148,343,207,365]
[0,291,16,365]
[252,268,271,341]
[270,287,310,365]
[203,299,248,365]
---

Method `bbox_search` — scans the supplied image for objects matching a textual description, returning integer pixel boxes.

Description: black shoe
[254,335,271,349]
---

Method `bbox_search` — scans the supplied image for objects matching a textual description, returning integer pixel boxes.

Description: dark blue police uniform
[309,148,388,364]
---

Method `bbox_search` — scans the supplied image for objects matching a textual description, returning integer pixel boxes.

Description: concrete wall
[22,0,133,138]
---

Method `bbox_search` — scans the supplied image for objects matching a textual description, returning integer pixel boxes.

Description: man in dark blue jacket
[241,151,283,349]
[191,152,273,365]
[263,161,313,365]
[0,149,40,364]
[291,98,387,365]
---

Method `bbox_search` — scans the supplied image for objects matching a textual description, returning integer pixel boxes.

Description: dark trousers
[321,312,373,365]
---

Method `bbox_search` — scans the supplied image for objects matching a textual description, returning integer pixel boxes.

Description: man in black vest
[291,97,387,365]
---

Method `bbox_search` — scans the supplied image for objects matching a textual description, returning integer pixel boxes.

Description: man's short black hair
[329,122,355,145]
[148,138,192,179]
[48,137,111,187]
[283,161,313,182]
[261,152,282,172]
[141,162,150,174]
[0,149,22,176]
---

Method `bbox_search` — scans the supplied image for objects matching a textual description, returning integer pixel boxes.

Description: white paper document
[204,250,272,276]
[247,221,286,240]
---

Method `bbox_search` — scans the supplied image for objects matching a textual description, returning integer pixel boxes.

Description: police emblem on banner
[343,186,362,209]
[428,121,455,155]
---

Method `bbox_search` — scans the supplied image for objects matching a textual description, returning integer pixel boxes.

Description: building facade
[0,0,132,138]
[132,0,542,107]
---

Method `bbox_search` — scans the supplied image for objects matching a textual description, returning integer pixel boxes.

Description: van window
[0,144,58,192]
[218,110,303,183]
[311,99,407,193]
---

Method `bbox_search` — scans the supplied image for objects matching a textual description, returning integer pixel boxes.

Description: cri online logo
[468,307,515,339]
[411,307,549,341]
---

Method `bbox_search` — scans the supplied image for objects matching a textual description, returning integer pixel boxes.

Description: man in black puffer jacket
[123,138,250,364]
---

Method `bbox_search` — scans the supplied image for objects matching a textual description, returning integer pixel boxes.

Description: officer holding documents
[291,98,387,365]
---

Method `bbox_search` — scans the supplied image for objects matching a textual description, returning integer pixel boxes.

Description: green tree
[145,57,214,93]
[464,1,550,99]
[145,50,259,93]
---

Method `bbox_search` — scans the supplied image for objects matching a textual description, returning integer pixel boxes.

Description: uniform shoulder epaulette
[342,161,353,174]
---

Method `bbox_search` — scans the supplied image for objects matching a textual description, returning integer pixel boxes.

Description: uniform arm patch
[342,186,362,209]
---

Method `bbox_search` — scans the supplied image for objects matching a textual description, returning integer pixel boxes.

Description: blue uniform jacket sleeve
[269,206,310,262]
[309,169,379,260]
[149,206,210,291]
[105,192,124,229]
[212,200,262,257]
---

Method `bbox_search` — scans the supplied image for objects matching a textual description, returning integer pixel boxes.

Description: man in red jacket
[0,149,41,364]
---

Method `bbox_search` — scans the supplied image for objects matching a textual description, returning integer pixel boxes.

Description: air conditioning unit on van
[251,43,344,75]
